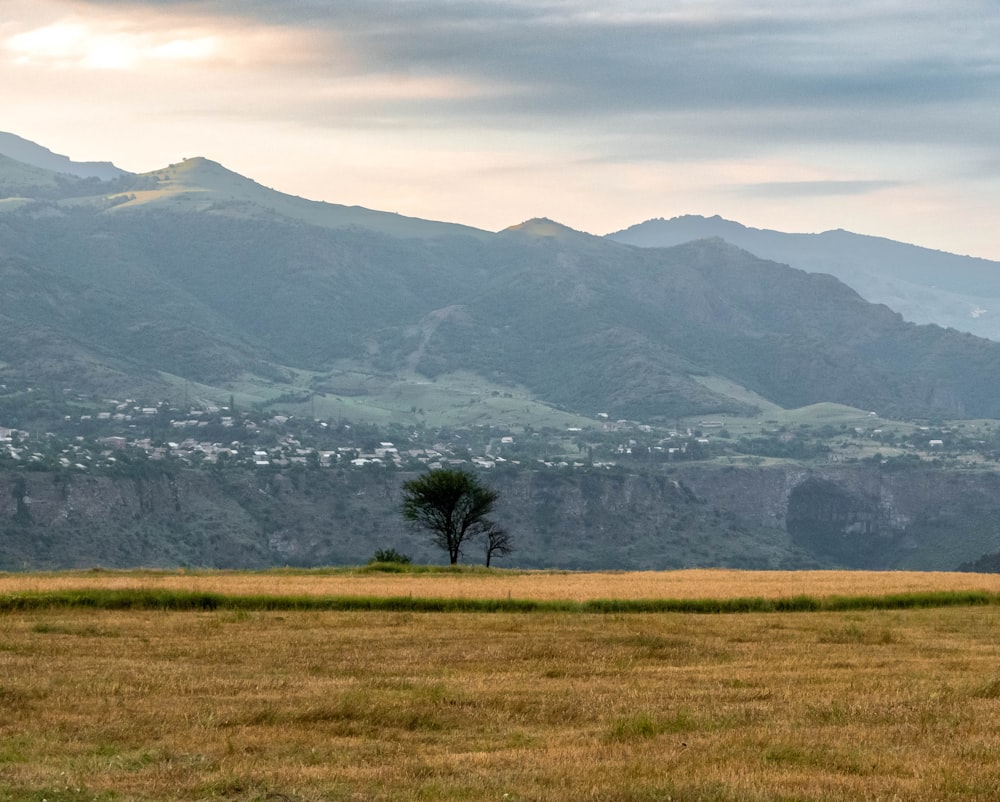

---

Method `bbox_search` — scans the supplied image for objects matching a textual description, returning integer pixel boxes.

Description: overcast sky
[3,0,1000,258]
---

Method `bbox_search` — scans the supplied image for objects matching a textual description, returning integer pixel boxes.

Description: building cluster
[6,391,984,477]
[0,398,538,473]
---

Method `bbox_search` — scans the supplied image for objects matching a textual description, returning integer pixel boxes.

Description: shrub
[370,548,412,565]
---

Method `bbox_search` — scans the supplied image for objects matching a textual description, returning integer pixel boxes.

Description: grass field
[3,570,1000,801]
[4,568,1000,602]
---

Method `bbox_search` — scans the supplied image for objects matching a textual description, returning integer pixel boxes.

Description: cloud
[731,179,905,198]
[5,0,1000,257]
[4,20,221,70]
[43,1,1000,144]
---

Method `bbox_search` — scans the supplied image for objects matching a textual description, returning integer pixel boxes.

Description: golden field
[2,571,1000,801]
[5,567,1000,601]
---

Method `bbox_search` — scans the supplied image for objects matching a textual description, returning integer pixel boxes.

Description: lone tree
[401,468,500,565]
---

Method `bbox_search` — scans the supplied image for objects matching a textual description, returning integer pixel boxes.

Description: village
[0,389,747,475]
[0,393,590,475]
[0,385,995,478]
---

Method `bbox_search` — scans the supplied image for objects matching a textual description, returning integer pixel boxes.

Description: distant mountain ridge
[608,215,1000,341]
[0,132,128,181]
[125,157,490,240]
[4,135,1000,423]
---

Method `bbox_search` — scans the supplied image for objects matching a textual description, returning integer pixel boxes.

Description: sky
[2,0,1000,259]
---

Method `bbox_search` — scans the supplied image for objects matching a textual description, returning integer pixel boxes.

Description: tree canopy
[401,469,501,565]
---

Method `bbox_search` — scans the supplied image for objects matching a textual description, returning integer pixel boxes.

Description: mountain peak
[114,156,295,213]
[501,217,593,241]
[117,156,492,241]
[607,214,753,246]
[143,156,257,192]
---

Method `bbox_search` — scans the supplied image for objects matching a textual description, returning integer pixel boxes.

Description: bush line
[0,589,996,614]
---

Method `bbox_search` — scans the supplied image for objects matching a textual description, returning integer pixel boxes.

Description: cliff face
[0,470,271,569]
[680,464,1000,570]
[3,464,1000,571]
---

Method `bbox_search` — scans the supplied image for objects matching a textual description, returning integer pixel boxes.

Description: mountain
[608,215,1000,341]
[10,137,1000,571]
[5,137,1000,424]
[0,132,127,181]
[119,157,490,240]
[399,229,1000,419]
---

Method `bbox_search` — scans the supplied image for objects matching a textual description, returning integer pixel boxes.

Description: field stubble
[2,587,1000,800]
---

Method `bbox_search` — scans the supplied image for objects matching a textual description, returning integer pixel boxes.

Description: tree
[483,522,514,567]
[401,469,499,565]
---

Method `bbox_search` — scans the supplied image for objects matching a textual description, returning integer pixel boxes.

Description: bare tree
[484,522,514,567]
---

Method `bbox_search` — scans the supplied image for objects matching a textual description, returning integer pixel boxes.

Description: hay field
[4,568,1000,602]
[3,604,1000,801]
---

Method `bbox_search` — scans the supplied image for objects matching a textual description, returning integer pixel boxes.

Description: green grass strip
[0,588,997,614]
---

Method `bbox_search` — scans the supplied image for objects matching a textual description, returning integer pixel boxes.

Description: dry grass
[3,601,1000,800]
[4,568,1000,602]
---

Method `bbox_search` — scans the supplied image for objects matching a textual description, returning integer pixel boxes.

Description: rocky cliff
[680,464,1000,570]
[3,463,999,571]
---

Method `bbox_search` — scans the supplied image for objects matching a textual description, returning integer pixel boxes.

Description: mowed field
[3,570,1000,801]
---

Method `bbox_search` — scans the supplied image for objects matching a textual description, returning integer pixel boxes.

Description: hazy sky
[3,0,1000,258]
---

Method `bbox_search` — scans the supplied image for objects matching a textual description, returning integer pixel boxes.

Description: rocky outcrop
[679,464,1000,569]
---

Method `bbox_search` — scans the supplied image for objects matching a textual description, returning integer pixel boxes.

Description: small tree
[401,468,499,565]
[483,522,514,567]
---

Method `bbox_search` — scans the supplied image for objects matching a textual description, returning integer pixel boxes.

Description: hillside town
[1,388,996,477]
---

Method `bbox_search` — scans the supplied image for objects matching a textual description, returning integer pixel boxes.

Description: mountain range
[609,215,1000,342]
[3,133,1000,425]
